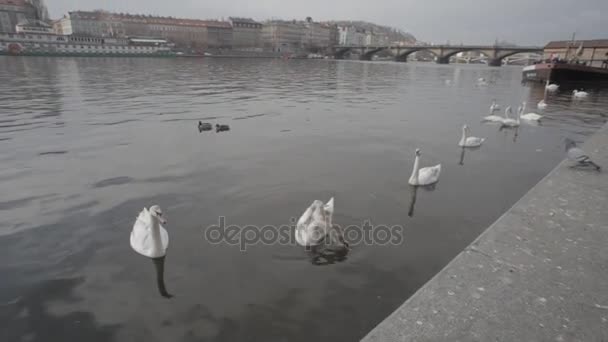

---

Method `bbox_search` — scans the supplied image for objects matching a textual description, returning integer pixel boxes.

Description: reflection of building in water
[0,0,38,33]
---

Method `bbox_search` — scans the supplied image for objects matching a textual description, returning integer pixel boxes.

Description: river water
[0,57,606,342]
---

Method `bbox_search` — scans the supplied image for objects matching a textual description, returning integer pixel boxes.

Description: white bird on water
[573,89,589,98]
[519,102,543,121]
[490,99,501,113]
[501,106,520,127]
[409,149,441,186]
[296,198,335,247]
[537,99,548,110]
[459,125,485,147]
[483,100,504,122]
[131,205,169,258]
[545,80,559,92]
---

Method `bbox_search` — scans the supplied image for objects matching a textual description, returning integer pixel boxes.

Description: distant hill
[330,20,416,43]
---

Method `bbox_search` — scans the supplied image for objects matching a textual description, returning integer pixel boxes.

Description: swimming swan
[573,90,589,98]
[130,205,169,258]
[408,149,441,186]
[459,125,485,147]
[545,80,559,92]
[519,102,543,121]
[537,99,548,110]
[296,198,335,247]
[501,106,520,127]
[483,100,504,122]
[490,99,501,113]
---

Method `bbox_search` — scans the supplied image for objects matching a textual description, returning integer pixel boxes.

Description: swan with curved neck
[483,100,504,122]
[573,89,589,98]
[545,80,559,92]
[459,125,485,147]
[296,198,339,248]
[130,205,169,258]
[408,149,441,186]
[537,99,548,110]
[490,99,500,113]
[519,101,543,121]
[501,106,520,127]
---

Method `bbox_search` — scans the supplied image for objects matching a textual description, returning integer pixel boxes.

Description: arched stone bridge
[333,45,543,66]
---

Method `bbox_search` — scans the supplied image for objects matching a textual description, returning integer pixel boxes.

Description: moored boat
[0,19,175,57]
[523,62,608,83]
[523,38,608,83]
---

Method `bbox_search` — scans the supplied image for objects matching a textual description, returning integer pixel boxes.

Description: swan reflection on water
[408,185,418,217]
[499,125,519,143]
[459,147,466,165]
[407,181,438,218]
[305,225,350,266]
[152,256,173,298]
[458,145,483,166]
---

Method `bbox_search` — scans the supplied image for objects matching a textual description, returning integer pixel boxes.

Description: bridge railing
[335,44,543,50]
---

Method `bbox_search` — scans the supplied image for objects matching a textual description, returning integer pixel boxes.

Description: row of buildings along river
[0,0,415,55]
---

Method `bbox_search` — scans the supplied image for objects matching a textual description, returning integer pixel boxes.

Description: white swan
[573,89,589,98]
[295,198,334,247]
[519,101,543,121]
[483,100,503,122]
[501,106,520,127]
[490,99,501,113]
[130,205,169,258]
[409,149,441,186]
[459,125,485,147]
[545,80,559,92]
[537,99,548,110]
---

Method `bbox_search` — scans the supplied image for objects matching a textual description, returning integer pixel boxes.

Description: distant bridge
[332,45,543,66]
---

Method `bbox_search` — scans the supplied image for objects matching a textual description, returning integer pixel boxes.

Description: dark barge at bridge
[523,62,608,83]
[522,39,608,83]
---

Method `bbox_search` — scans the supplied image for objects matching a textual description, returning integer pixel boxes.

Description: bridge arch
[334,47,354,59]
[360,47,391,60]
[487,49,543,66]
[494,49,542,61]
[441,48,491,60]
[395,47,439,62]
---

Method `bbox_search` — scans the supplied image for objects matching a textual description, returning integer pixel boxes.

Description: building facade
[0,0,37,33]
[56,11,233,49]
[328,23,339,48]
[338,25,365,46]
[544,39,608,68]
[262,20,305,53]
[229,17,262,50]
[302,19,330,51]
[365,30,389,46]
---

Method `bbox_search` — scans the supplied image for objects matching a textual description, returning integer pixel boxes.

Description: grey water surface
[0,57,606,342]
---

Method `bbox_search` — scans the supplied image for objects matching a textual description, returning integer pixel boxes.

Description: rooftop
[0,0,27,5]
[228,17,260,24]
[68,11,232,29]
[545,39,608,49]
[17,18,51,27]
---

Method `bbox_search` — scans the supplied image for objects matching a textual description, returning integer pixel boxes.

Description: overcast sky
[49,0,607,45]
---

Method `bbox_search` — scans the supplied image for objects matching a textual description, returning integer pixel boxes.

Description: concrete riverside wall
[362,122,608,342]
